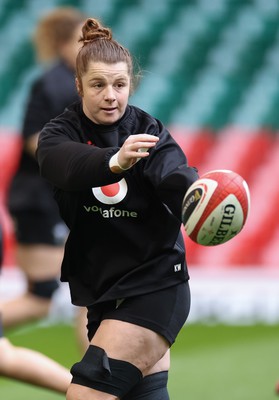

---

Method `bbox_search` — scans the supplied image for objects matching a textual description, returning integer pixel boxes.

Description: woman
[3,8,87,349]
[37,18,199,400]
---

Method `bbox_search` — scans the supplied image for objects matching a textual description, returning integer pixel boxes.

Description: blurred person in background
[0,220,71,393]
[0,7,88,351]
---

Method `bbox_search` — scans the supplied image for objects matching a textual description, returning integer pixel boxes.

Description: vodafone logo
[92,178,127,204]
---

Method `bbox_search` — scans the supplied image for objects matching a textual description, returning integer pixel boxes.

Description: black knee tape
[71,345,143,397]
[122,371,170,400]
[28,279,59,299]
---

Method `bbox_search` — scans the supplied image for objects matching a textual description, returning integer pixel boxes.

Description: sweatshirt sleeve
[143,123,199,221]
[37,118,122,191]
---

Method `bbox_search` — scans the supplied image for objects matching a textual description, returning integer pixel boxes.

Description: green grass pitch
[0,322,278,399]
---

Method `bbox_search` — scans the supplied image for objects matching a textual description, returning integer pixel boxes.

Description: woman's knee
[66,383,93,400]
[66,384,80,400]
[67,380,122,400]
[70,345,142,398]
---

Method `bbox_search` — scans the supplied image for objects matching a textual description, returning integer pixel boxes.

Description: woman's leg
[92,320,169,374]
[0,337,71,393]
[67,320,170,400]
[0,244,63,326]
[66,283,190,400]
[0,244,89,352]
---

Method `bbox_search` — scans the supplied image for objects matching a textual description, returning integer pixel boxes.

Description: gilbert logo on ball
[182,170,250,246]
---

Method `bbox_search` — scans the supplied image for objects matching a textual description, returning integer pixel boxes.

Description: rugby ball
[182,170,250,246]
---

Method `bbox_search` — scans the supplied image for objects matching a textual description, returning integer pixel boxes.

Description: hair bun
[80,18,112,45]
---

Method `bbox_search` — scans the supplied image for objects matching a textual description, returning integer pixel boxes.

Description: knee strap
[28,279,59,299]
[122,371,170,400]
[71,345,143,397]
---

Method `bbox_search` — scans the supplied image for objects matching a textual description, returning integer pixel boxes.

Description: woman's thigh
[88,282,190,374]
[16,244,64,279]
[91,319,169,374]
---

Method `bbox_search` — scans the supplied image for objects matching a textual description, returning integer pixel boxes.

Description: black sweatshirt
[37,101,199,306]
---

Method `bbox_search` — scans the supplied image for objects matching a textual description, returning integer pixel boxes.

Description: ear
[75,77,83,97]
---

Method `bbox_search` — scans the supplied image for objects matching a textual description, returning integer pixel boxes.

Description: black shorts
[87,281,191,345]
[11,210,68,246]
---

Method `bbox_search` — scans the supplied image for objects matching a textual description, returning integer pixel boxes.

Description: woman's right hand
[117,133,159,170]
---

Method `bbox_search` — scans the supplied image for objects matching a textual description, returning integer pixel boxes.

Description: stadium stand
[0,133,22,266]
[0,0,279,268]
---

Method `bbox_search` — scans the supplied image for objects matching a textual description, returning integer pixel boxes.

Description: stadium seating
[2,0,279,130]
[0,132,22,266]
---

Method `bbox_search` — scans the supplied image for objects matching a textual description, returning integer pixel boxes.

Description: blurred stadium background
[0,0,279,399]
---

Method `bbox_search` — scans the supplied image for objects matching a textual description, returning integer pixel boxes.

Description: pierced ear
[75,77,83,96]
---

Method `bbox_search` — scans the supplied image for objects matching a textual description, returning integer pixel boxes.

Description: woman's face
[76,61,131,125]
